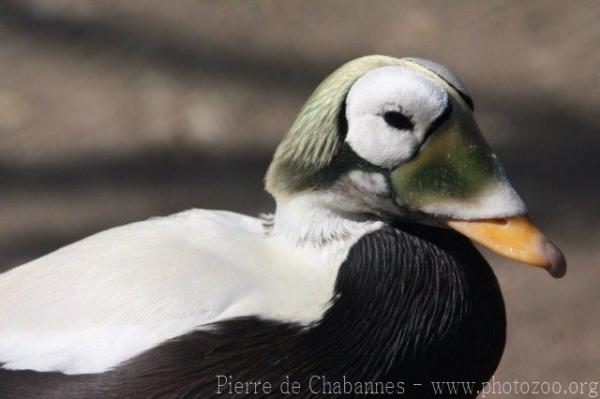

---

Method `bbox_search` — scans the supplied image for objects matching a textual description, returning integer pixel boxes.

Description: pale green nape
[265,55,406,197]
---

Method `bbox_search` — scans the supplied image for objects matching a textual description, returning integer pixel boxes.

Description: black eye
[383,111,414,131]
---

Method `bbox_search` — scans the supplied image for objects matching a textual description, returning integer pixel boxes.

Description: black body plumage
[0,224,506,398]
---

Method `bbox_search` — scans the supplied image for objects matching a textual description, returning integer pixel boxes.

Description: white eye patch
[345,66,448,169]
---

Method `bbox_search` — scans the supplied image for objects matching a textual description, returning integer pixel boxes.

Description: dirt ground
[0,1,599,396]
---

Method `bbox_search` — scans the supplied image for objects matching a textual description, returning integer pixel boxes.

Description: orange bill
[446,216,566,278]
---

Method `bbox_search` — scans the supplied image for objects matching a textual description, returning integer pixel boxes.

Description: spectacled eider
[0,55,566,398]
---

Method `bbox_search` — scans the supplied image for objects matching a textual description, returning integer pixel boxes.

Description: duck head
[266,55,566,278]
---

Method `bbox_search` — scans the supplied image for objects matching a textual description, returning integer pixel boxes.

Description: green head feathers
[265,55,524,221]
[264,55,565,277]
[265,55,405,197]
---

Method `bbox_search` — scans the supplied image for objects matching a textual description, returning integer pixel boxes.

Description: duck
[0,55,566,398]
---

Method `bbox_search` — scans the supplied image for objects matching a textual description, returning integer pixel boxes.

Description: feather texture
[0,209,374,374]
[0,224,505,398]
[265,55,406,195]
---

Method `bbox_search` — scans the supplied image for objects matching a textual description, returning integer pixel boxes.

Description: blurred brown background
[0,0,598,396]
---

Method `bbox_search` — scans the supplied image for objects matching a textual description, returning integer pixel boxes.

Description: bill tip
[544,241,567,278]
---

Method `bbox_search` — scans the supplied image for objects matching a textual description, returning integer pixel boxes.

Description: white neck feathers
[270,191,384,247]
